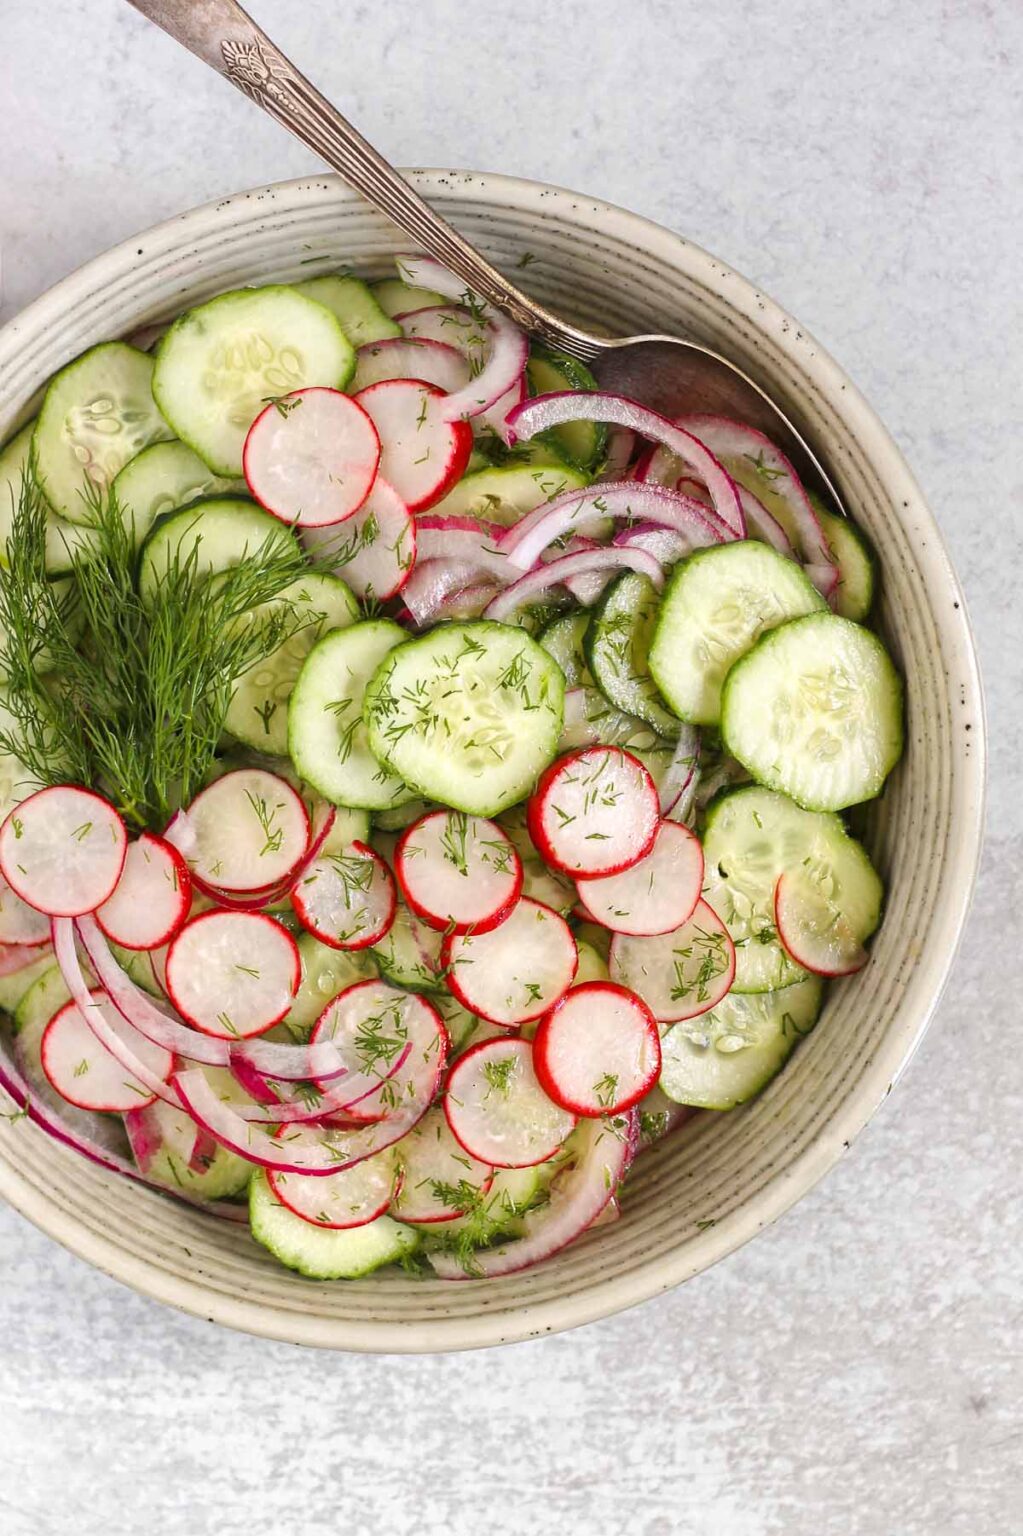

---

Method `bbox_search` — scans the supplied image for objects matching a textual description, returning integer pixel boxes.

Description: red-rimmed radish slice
[268,1148,399,1229]
[0,787,126,917]
[0,877,51,946]
[351,337,470,394]
[96,833,192,950]
[483,545,664,624]
[354,379,472,513]
[41,990,173,1112]
[397,305,527,440]
[310,978,449,1126]
[389,1105,494,1223]
[303,477,415,601]
[528,748,659,879]
[609,898,735,1022]
[164,911,300,1038]
[176,769,309,892]
[291,842,396,951]
[429,1109,638,1279]
[576,821,703,936]
[0,940,51,975]
[443,1036,576,1168]
[507,391,745,537]
[242,387,380,529]
[498,480,725,571]
[393,262,530,419]
[774,871,868,977]
[533,981,660,1116]
[395,810,522,935]
[443,897,578,1026]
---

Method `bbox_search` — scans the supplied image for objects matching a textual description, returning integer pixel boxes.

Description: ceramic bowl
[0,172,985,1350]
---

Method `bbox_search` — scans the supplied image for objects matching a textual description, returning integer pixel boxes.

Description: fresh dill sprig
[0,466,318,829]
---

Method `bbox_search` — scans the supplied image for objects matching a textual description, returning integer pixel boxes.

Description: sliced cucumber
[152,286,356,476]
[249,1169,418,1278]
[292,274,401,346]
[282,931,376,1038]
[721,613,903,812]
[0,950,55,1015]
[416,1164,542,1243]
[13,963,70,1035]
[574,939,610,986]
[131,1086,252,1199]
[225,572,359,755]
[319,806,372,852]
[33,343,173,524]
[373,796,436,832]
[538,610,593,687]
[363,621,564,817]
[288,619,412,810]
[496,804,575,915]
[371,277,446,319]
[659,976,824,1109]
[702,785,883,993]
[525,346,607,471]
[138,495,299,604]
[0,422,99,575]
[113,440,243,546]
[432,991,479,1053]
[812,498,876,623]
[587,570,680,739]
[649,542,827,726]
[110,943,163,999]
[432,461,589,527]
[371,899,445,991]
[558,686,659,753]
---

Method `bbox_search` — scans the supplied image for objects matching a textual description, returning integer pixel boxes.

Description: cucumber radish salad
[0,253,901,1281]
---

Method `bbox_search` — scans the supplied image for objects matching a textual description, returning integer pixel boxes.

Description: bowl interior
[0,173,984,1350]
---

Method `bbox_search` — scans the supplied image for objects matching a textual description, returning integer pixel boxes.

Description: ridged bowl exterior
[0,173,984,1351]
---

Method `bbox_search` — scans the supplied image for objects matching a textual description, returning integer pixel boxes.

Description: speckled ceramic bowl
[0,173,984,1350]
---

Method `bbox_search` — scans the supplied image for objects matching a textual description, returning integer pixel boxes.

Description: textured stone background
[0,2,1020,1532]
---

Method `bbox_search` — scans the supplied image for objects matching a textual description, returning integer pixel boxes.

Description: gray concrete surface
[0,2,1020,1532]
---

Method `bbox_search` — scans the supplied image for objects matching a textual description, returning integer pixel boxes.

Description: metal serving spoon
[126,0,842,506]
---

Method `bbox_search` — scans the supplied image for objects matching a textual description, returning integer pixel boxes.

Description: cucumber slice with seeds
[250,1169,418,1278]
[538,610,593,688]
[33,343,173,524]
[432,462,589,527]
[649,543,826,726]
[721,613,903,811]
[525,346,607,470]
[0,423,99,574]
[138,495,299,604]
[113,440,243,546]
[225,572,359,755]
[659,976,824,1109]
[152,286,356,476]
[702,785,883,993]
[0,950,56,1015]
[288,620,412,810]
[587,570,680,739]
[292,274,401,346]
[812,498,876,622]
[371,277,447,319]
[282,931,376,1039]
[363,621,564,817]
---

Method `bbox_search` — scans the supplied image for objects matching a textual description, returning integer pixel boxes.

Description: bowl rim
[0,169,986,1352]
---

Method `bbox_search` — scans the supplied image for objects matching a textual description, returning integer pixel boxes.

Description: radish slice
[0,787,127,917]
[576,821,704,936]
[395,810,522,935]
[443,1036,577,1168]
[164,911,300,1039]
[499,480,726,572]
[394,261,530,421]
[430,1109,638,1279]
[268,1148,399,1229]
[0,940,52,975]
[674,415,838,593]
[41,990,174,1112]
[397,306,527,443]
[354,379,473,513]
[0,877,51,946]
[302,477,415,601]
[291,842,397,951]
[533,982,661,1116]
[443,897,578,1026]
[351,337,470,394]
[609,898,736,1022]
[483,546,664,624]
[507,392,745,537]
[242,387,380,528]
[528,748,659,878]
[96,833,191,951]
[177,769,310,893]
[311,977,449,1128]
[774,871,868,976]
[389,1105,494,1223]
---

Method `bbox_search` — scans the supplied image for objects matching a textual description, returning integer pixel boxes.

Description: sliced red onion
[414,518,513,581]
[675,474,794,558]
[430,1110,638,1278]
[428,581,504,622]
[507,392,745,537]
[675,414,837,594]
[559,688,659,752]
[656,725,701,817]
[396,258,529,423]
[402,558,501,626]
[480,373,526,445]
[499,480,725,573]
[613,522,693,565]
[483,546,664,624]
[600,426,637,480]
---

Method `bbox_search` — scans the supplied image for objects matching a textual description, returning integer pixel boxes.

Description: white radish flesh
[311,978,449,1125]
[291,843,396,951]
[609,898,735,1022]
[41,990,173,1112]
[242,387,380,528]
[354,379,472,513]
[774,871,868,977]
[528,748,659,878]
[96,832,192,950]
[178,769,309,892]
[0,786,126,917]
[576,820,704,936]
[303,477,415,601]
[165,911,300,1038]
[0,876,51,946]
[352,337,470,394]
[443,897,577,1026]
[268,1148,399,1229]
[443,1037,576,1168]
[390,1105,494,1223]
[533,982,661,1116]
[395,810,522,934]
